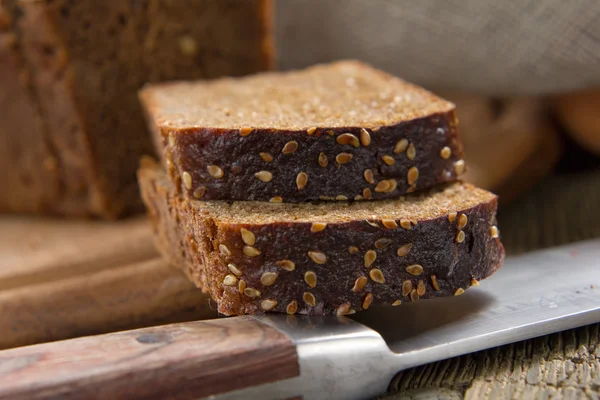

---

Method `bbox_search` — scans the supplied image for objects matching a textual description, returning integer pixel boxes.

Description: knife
[1,239,599,400]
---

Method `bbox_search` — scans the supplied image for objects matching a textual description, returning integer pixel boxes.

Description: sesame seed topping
[318,152,328,167]
[223,274,238,286]
[327,130,335,136]
[364,169,375,184]
[304,271,317,288]
[381,219,398,229]
[392,300,402,306]
[260,272,278,286]
[375,238,392,249]
[337,133,360,148]
[282,140,299,154]
[182,171,192,190]
[360,128,371,146]
[238,279,246,293]
[364,250,377,267]
[255,170,273,182]
[286,300,298,314]
[336,302,352,316]
[261,299,277,311]
[319,196,334,200]
[336,152,353,164]
[363,188,373,199]
[227,263,242,276]
[417,280,426,296]
[355,195,364,201]
[244,287,261,298]
[374,179,397,193]
[407,167,419,185]
[410,289,420,302]
[454,288,465,296]
[260,152,273,162]
[310,222,327,232]
[456,214,468,230]
[454,160,466,175]
[406,143,416,160]
[243,246,262,257]
[372,126,381,132]
[207,165,224,179]
[303,292,316,307]
[448,212,457,222]
[394,139,409,154]
[456,231,465,243]
[306,127,317,135]
[402,280,413,297]
[490,226,499,238]
[351,276,368,292]
[240,228,256,246]
[382,155,395,165]
[431,275,440,291]
[219,244,232,257]
[348,246,359,255]
[406,264,424,276]
[296,172,308,190]
[440,146,452,159]
[308,250,327,264]
[369,268,385,284]
[411,219,419,226]
[276,260,296,271]
[193,186,206,199]
[406,185,417,193]
[366,221,380,228]
[400,219,412,230]
[336,195,348,201]
[471,278,480,286]
[397,243,413,257]
[269,196,283,203]
[239,127,253,136]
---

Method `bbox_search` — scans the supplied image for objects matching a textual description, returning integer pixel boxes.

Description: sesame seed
[207,165,224,179]
[363,188,373,199]
[351,276,368,292]
[239,127,253,136]
[456,231,465,243]
[276,260,296,271]
[364,250,377,267]
[366,221,380,228]
[308,250,327,264]
[402,280,413,296]
[374,179,397,193]
[269,196,283,203]
[364,169,375,184]
[355,195,364,201]
[219,244,231,257]
[282,140,299,154]
[243,246,261,257]
[260,152,273,162]
[410,289,419,302]
[394,139,409,154]
[392,300,402,306]
[168,133,175,147]
[454,160,466,175]
[360,128,371,146]
[193,186,206,199]
[490,226,499,238]
[310,222,327,232]
[431,275,440,291]
[261,299,278,311]
[223,274,238,286]
[375,238,392,249]
[318,152,328,167]
[407,167,419,185]
[348,246,359,255]
[471,278,480,286]
[406,143,416,160]
[336,195,348,201]
[319,196,334,200]
[400,219,412,230]
[336,302,352,316]
[454,288,465,296]
[260,272,278,286]
[417,280,426,296]
[448,212,457,222]
[397,243,413,257]
[410,219,418,227]
[362,293,374,310]
[406,185,417,193]
[238,279,246,293]
[306,127,317,135]
[244,287,261,298]
[456,214,468,230]
[227,263,242,276]
[372,126,381,132]
[336,152,353,164]
[304,271,317,288]
[381,219,398,229]
[182,171,192,190]
[440,146,451,159]
[382,155,395,165]
[240,228,256,246]
[296,172,308,190]
[326,130,335,136]
[337,133,360,148]
[303,292,316,307]
[286,300,298,314]
[369,268,385,284]
[406,264,423,276]
[255,171,273,182]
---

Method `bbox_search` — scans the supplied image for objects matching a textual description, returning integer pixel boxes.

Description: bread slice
[0,0,273,218]
[138,160,504,316]
[140,60,465,203]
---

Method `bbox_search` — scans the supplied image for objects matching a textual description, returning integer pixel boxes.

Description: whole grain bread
[0,0,273,218]
[138,160,504,316]
[140,61,465,203]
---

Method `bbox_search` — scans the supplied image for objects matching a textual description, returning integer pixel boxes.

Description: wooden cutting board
[0,216,217,350]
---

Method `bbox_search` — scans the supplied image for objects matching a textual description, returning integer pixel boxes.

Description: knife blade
[0,239,598,400]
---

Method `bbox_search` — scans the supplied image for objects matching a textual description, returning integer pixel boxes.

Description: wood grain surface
[0,317,300,400]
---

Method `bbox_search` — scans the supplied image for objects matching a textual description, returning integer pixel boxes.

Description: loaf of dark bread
[138,160,504,316]
[140,61,465,203]
[0,0,273,218]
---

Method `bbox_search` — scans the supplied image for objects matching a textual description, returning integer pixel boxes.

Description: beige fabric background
[275,0,600,95]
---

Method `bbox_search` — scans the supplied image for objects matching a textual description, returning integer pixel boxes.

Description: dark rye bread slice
[0,0,272,218]
[140,60,465,203]
[138,161,504,316]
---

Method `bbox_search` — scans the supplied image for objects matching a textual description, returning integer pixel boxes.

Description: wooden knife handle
[0,316,299,400]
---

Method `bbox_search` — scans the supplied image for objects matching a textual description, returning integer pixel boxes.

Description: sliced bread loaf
[138,160,504,316]
[140,60,465,203]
